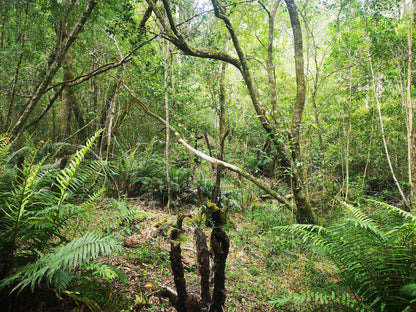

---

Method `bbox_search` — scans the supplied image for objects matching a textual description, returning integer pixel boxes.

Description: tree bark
[406,1,416,208]
[284,0,315,223]
[170,241,187,312]
[261,0,281,125]
[209,227,229,312]
[60,52,75,139]
[369,55,408,205]
[195,227,210,305]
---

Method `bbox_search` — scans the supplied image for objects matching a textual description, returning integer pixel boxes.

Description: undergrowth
[0,132,122,305]
[272,200,416,312]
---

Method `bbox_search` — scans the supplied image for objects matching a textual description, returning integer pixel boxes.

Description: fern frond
[82,188,105,211]
[271,291,367,311]
[341,201,387,243]
[277,224,329,247]
[0,134,12,166]
[56,130,101,194]
[105,201,152,232]
[0,232,121,293]
[85,262,120,280]
[368,199,416,223]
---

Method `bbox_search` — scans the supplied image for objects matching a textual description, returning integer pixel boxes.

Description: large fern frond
[0,232,121,293]
[56,130,101,196]
[367,199,416,223]
[341,201,386,242]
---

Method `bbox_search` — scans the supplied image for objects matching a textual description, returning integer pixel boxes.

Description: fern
[105,200,153,232]
[0,134,12,166]
[0,131,120,297]
[84,261,125,281]
[55,130,102,195]
[271,291,367,311]
[48,131,102,241]
[0,232,121,293]
[82,188,105,211]
[276,201,416,312]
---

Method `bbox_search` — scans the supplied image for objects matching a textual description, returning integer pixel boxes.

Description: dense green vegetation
[0,0,415,311]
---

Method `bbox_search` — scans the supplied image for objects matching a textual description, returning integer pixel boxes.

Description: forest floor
[3,199,338,312]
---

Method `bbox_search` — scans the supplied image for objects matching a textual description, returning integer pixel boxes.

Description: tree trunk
[60,52,75,139]
[195,227,210,305]
[209,227,229,312]
[164,42,172,210]
[170,242,187,312]
[285,0,314,223]
[98,80,119,157]
[345,63,353,200]
[406,1,416,207]
[211,60,228,206]
[369,55,408,205]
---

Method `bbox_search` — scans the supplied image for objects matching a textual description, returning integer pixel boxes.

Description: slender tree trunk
[164,42,172,210]
[105,79,121,160]
[369,56,408,205]
[98,80,118,157]
[345,65,353,200]
[212,60,228,205]
[361,97,376,188]
[406,1,415,207]
[262,0,281,125]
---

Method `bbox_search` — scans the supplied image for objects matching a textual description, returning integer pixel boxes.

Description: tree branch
[145,0,242,69]
[124,84,294,209]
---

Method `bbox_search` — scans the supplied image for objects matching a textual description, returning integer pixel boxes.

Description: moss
[199,200,236,228]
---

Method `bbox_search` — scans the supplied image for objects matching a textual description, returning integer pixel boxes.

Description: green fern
[85,262,120,280]
[0,232,120,293]
[0,134,12,166]
[271,291,367,311]
[0,131,120,297]
[105,200,153,233]
[55,130,102,196]
[276,201,416,312]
